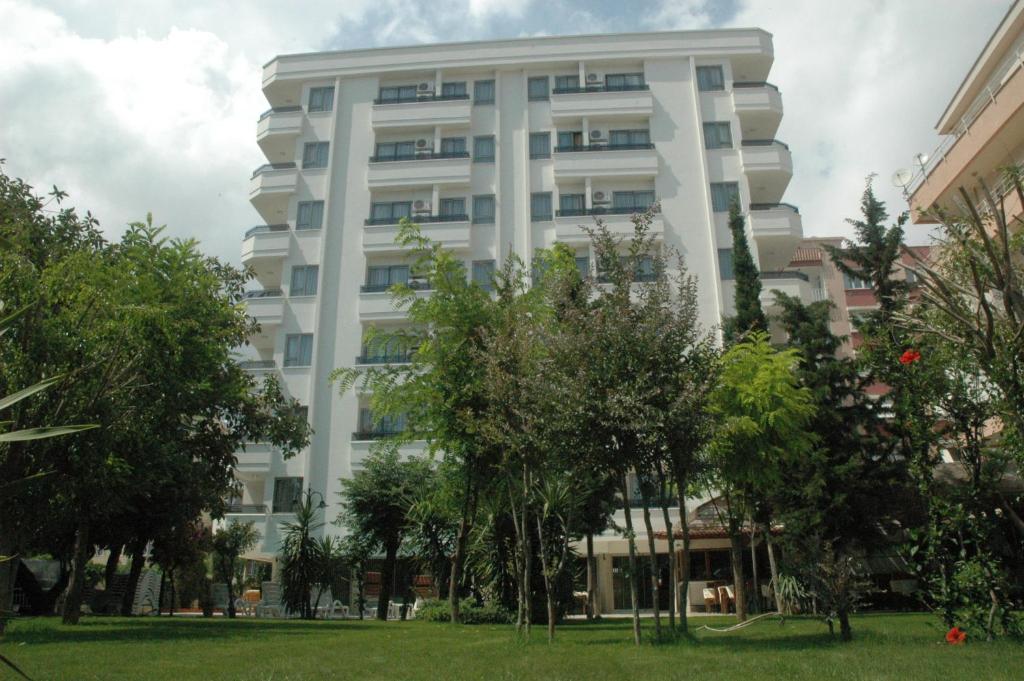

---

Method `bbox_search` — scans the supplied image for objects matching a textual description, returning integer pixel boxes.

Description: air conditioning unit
[413,200,431,213]
[592,191,608,203]
[417,81,434,92]
[415,138,430,149]
[586,73,600,83]
[589,130,604,141]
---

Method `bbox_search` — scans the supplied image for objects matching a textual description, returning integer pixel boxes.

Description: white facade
[232,30,801,566]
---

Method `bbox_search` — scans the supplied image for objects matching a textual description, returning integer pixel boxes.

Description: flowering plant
[945,626,967,645]
[899,349,921,365]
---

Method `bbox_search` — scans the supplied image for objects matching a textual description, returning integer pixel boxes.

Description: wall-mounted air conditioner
[592,191,608,203]
[586,73,600,83]
[589,130,605,141]
[417,81,434,93]
[413,200,431,213]
[415,138,430,148]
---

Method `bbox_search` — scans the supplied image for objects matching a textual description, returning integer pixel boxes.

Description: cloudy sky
[0,0,1012,264]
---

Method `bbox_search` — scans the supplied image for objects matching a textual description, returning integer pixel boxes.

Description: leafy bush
[416,598,512,624]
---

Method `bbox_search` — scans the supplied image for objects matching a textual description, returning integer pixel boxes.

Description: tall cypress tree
[723,198,767,343]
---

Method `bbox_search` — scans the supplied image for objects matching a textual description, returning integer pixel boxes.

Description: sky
[0,0,1013,265]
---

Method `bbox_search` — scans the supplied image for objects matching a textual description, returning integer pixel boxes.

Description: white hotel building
[233,29,803,612]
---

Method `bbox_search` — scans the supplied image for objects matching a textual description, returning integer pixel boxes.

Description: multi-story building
[908,0,1024,224]
[232,30,801,612]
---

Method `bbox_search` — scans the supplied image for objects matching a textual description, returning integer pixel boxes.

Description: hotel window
[575,256,590,278]
[472,195,495,224]
[440,81,467,97]
[718,249,734,280]
[296,201,324,230]
[612,191,655,212]
[284,334,313,367]
[308,87,334,112]
[703,122,733,149]
[358,408,406,436]
[272,477,303,513]
[557,131,583,150]
[529,132,551,159]
[302,142,329,169]
[696,66,725,92]
[370,202,412,223]
[378,85,417,103]
[439,198,466,219]
[528,76,549,101]
[710,182,739,212]
[375,141,415,160]
[559,193,585,214]
[554,75,579,92]
[530,192,552,221]
[605,73,644,90]
[474,79,495,104]
[609,129,650,148]
[290,265,319,297]
[472,260,496,290]
[367,265,409,289]
[473,136,495,162]
[440,137,467,156]
[844,273,872,290]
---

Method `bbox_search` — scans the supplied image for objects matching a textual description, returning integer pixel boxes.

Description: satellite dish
[915,152,929,165]
[892,168,912,188]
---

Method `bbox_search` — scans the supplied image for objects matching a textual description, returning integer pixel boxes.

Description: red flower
[946,626,967,645]
[899,349,922,365]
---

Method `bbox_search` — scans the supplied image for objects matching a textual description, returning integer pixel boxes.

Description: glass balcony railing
[360,280,432,294]
[225,503,268,514]
[369,150,470,162]
[242,289,284,299]
[373,93,470,105]
[760,270,809,282]
[741,139,790,151]
[554,143,654,152]
[732,81,780,92]
[355,352,414,365]
[749,202,800,214]
[257,105,302,121]
[364,213,469,226]
[351,429,406,440]
[238,359,276,370]
[552,84,649,94]
[556,205,657,217]
[250,162,296,179]
[244,224,289,238]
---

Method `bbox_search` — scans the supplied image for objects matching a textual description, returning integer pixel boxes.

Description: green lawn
[1,613,1020,681]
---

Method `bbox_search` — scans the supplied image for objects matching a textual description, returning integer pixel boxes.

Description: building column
[585,176,593,210]
[582,117,590,148]
[578,60,586,87]
[433,125,441,154]
[431,184,440,217]
[434,68,443,97]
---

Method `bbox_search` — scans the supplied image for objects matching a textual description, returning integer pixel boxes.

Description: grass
[1,612,1021,681]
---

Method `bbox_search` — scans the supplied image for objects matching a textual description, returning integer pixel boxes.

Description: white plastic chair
[256,582,286,618]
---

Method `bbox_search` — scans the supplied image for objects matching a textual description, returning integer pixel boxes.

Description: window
[439,198,465,218]
[358,408,406,436]
[272,477,303,513]
[530,192,552,221]
[703,122,733,149]
[440,81,467,97]
[472,260,495,290]
[293,405,309,423]
[439,137,466,156]
[474,79,495,104]
[369,202,412,223]
[375,141,415,160]
[528,76,549,101]
[472,195,495,224]
[290,265,319,296]
[608,129,650,148]
[718,249,734,280]
[557,131,583,150]
[605,73,644,90]
[473,135,495,162]
[296,201,324,230]
[367,265,409,289]
[363,331,407,363]
[575,256,590,277]
[635,255,655,282]
[844,273,871,290]
[302,142,329,169]
[612,191,655,211]
[378,85,417,103]
[529,132,551,159]
[284,334,313,367]
[308,86,334,112]
[904,267,918,284]
[559,193,585,214]
[710,182,740,212]
[554,75,579,92]
[696,65,725,92]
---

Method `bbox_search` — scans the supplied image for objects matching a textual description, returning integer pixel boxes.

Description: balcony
[554,207,664,245]
[225,503,268,516]
[235,443,272,473]
[355,351,414,365]
[551,85,653,119]
[553,144,658,179]
[371,94,471,129]
[238,359,276,373]
[366,152,471,189]
[748,203,803,270]
[741,140,792,204]
[256,106,303,161]
[241,224,289,283]
[359,287,431,322]
[758,270,811,309]
[351,429,406,441]
[242,289,284,329]
[732,82,783,138]
[249,163,297,223]
[363,215,470,255]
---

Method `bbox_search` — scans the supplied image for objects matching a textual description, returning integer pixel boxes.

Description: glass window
[474,79,495,104]
[378,85,417,102]
[290,265,319,296]
[710,182,740,212]
[554,75,579,92]
[557,131,582,150]
[358,408,406,436]
[439,198,465,218]
[633,255,655,282]
[612,191,655,211]
[530,192,552,221]
[308,87,334,112]
[440,81,467,97]
[296,201,324,230]
[844,273,871,290]
[575,256,590,277]
[473,135,495,162]
[302,142,329,169]
[528,76,549,101]
[559,193,585,214]
[472,195,495,224]
[605,73,644,90]
[609,129,650,147]
[696,66,725,92]
[472,260,495,290]
[703,122,733,149]
[375,141,415,160]
[440,137,467,155]
[369,202,412,223]
[272,477,303,513]
[367,265,409,288]
[284,334,313,367]
[718,249,734,280]
[529,132,551,159]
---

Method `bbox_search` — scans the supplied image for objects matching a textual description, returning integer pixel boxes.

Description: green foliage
[278,491,324,619]
[416,598,513,624]
[723,199,766,343]
[212,521,260,617]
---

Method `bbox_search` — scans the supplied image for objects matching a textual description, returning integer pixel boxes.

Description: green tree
[279,490,325,619]
[723,199,767,343]
[212,521,260,618]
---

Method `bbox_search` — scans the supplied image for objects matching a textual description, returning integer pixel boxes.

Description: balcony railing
[352,430,406,440]
[554,143,655,152]
[373,93,470,105]
[369,151,470,163]
[749,202,800,214]
[244,223,290,238]
[243,289,283,299]
[552,84,650,94]
[596,272,658,284]
[250,162,296,179]
[257,105,302,121]
[360,280,432,294]
[733,81,780,92]
[760,270,809,282]
[556,206,655,217]
[226,503,268,514]
[742,139,790,151]
[238,359,276,370]
[364,213,469,226]
[356,352,414,365]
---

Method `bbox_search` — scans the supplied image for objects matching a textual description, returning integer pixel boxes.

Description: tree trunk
[750,524,761,614]
[0,534,18,636]
[168,570,176,616]
[225,557,237,618]
[585,533,597,620]
[157,571,166,616]
[838,606,852,642]
[103,544,122,590]
[765,526,783,613]
[61,518,92,625]
[506,473,527,633]
[448,478,476,624]
[619,473,641,646]
[121,539,146,616]
[522,464,532,637]
[728,530,747,622]
[378,542,398,621]
[678,499,690,633]
[640,498,662,640]
[534,514,556,643]
[659,500,676,631]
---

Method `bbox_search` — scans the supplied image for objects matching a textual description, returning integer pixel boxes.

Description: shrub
[417,598,512,624]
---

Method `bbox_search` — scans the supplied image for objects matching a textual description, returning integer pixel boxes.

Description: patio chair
[718,585,735,614]
[363,601,378,619]
[310,588,348,619]
[702,587,719,612]
[256,581,287,618]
